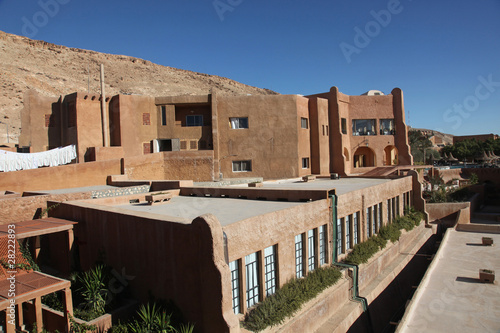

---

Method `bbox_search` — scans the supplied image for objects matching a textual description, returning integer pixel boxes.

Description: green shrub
[346,208,424,265]
[345,237,379,265]
[405,207,424,226]
[469,173,479,185]
[394,216,415,232]
[243,266,341,332]
[448,186,473,202]
[379,223,401,243]
[371,235,387,249]
[109,321,129,333]
[345,235,388,265]
[42,292,64,312]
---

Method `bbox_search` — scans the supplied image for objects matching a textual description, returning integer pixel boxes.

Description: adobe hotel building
[1,86,425,332]
[19,86,412,180]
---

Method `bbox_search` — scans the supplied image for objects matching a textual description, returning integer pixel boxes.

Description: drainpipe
[330,193,374,332]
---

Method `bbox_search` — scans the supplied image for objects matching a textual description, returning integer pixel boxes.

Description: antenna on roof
[100,64,109,147]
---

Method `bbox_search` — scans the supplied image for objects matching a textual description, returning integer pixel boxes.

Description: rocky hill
[408,127,454,145]
[0,30,277,143]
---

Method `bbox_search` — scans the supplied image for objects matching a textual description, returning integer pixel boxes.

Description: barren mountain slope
[0,30,277,143]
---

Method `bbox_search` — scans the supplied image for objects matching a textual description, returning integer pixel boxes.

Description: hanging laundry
[0,145,77,172]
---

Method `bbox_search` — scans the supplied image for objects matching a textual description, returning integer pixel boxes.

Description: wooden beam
[63,288,73,332]
[14,224,74,239]
[16,303,23,329]
[34,297,42,333]
[65,229,75,275]
[5,307,16,333]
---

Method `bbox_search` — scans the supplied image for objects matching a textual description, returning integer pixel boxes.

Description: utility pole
[100,64,109,147]
[87,60,90,94]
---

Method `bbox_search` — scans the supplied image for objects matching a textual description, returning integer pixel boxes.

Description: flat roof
[27,185,119,195]
[398,229,500,332]
[0,217,77,239]
[245,177,393,195]
[0,271,70,310]
[115,196,303,226]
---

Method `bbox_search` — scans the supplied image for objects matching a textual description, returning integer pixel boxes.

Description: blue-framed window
[229,260,240,314]
[245,252,259,308]
[295,234,304,278]
[353,213,359,246]
[345,215,351,250]
[308,229,316,272]
[366,207,372,238]
[337,218,343,255]
[264,245,277,296]
[319,225,327,266]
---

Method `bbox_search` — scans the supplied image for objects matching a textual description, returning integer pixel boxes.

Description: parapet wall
[124,151,214,181]
[429,168,465,184]
[0,159,122,193]
[426,202,470,222]
[0,191,92,224]
[462,168,500,188]
[50,201,238,332]
[180,186,330,202]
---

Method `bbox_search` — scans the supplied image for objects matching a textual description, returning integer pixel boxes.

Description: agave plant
[78,265,108,316]
[128,303,175,333]
[177,323,195,333]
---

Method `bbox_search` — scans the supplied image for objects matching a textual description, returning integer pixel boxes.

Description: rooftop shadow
[456,276,481,284]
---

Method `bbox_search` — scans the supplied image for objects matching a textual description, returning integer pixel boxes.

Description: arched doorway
[353,147,375,168]
[384,145,398,165]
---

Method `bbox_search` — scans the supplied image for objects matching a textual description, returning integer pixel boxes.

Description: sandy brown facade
[309,87,413,176]
[452,133,499,144]
[18,86,412,180]
[35,175,417,332]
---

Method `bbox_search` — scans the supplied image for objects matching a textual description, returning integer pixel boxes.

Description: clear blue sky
[1,0,499,136]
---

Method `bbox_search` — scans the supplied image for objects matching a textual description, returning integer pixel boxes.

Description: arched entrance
[384,145,398,165]
[353,147,375,168]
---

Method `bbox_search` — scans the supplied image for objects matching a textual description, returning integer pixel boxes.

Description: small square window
[302,158,310,169]
[230,117,249,129]
[341,118,347,134]
[232,160,252,172]
[67,102,76,128]
[186,115,203,127]
[161,106,167,126]
[301,118,309,129]
[143,142,151,154]
[44,114,54,128]
[142,113,151,126]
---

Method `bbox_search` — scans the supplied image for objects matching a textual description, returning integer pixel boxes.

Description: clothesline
[0,145,77,172]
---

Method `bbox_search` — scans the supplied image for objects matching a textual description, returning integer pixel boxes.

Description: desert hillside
[409,127,454,145]
[0,31,277,143]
